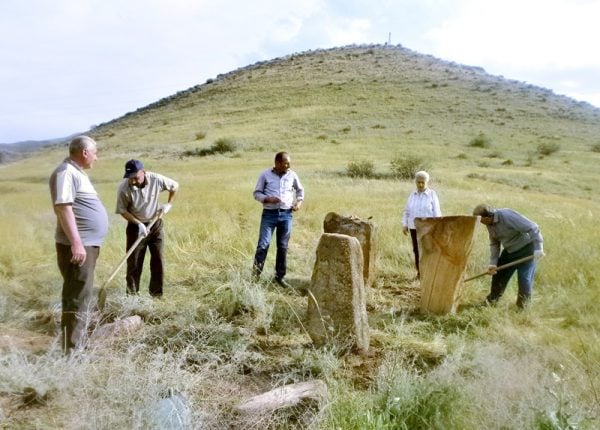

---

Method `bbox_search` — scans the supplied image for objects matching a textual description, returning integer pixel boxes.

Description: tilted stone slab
[89,315,143,344]
[305,233,369,353]
[236,380,327,414]
[323,212,377,287]
[415,216,478,314]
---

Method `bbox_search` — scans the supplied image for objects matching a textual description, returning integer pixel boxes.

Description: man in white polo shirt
[50,135,109,353]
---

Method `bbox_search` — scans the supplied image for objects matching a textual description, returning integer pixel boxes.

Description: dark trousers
[253,209,293,280]
[488,242,536,307]
[409,228,420,275]
[126,219,164,296]
[56,243,100,354]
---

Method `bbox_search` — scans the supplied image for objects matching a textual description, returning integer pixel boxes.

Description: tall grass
[1,45,600,428]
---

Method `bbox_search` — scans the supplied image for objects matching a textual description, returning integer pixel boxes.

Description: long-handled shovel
[463,255,535,283]
[98,210,164,311]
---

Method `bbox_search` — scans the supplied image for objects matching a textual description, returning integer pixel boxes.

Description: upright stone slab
[305,233,369,353]
[415,216,478,314]
[323,212,377,287]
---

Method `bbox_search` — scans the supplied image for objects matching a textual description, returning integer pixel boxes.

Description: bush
[536,142,560,156]
[347,160,375,178]
[468,133,491,148]
[211,138,236,154]
[591,143,600,153]
[182,138,236,157]
[390,155,426,179]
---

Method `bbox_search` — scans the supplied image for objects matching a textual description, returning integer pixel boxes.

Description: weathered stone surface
[323,212,377,287]
[305,233,369,352]
[236,380,327,414]
[415,216,478,314]
[89,315,143,343]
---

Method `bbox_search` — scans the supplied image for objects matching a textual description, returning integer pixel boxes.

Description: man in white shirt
[50,136,108,353]
[252,152,304,287]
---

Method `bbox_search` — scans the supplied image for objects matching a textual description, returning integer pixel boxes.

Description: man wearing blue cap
[116,160,179,297]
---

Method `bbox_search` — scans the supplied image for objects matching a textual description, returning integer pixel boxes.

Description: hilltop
[85,43,600,200]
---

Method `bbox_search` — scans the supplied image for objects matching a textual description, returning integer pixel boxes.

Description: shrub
[211,138,236,154]
[390,155,426,179]
[182,138,236,157]
[591,143,600,153]
[468,133,491,148]
[537,142,560,156]
[347,160,375,178]
[195,131,206,140]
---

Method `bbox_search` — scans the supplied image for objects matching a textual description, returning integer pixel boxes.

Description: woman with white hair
[401,170,442,279]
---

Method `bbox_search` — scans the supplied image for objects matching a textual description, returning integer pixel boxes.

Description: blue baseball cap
[123,159,144,178]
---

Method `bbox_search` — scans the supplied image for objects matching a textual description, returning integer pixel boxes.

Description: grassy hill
[1,44,599,429]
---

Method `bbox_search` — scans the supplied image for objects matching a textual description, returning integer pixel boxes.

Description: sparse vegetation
[537,141,561,156]
[389,155,427,179]
[346,160,375,178]
[1,45,600,429]
[182,137,237,157]
[468,133,492,148]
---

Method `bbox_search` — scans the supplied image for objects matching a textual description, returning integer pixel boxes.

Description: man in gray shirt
[50,136,109,353]
[473,204,545,308]
[116,159,178,297]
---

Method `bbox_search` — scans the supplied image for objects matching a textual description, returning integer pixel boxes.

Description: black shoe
[516,297,531,310]
[273,277,291,288]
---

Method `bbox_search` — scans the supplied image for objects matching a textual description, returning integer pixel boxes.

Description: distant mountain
[0,134,77,164]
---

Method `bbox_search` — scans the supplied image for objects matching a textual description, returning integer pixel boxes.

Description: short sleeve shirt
[49,158,109,246]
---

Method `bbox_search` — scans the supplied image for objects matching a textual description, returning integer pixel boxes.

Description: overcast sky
[1,0,599,143]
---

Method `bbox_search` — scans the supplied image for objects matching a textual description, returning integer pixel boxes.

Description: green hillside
[1,44,599,429]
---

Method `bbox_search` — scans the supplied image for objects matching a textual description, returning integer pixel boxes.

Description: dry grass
[1,45,599,428]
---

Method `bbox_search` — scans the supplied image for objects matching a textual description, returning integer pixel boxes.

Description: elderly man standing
[473,204,545,309]
[252,152,304,288]
[116,159,178,297]
[50,135,109,353]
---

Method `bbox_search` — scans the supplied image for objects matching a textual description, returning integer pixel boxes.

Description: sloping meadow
[1,45,599,428]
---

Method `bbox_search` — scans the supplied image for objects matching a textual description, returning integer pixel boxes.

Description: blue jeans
[488,242,536,307]
[253,209,293,279]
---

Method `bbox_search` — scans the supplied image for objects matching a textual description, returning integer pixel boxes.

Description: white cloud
[424,0,600,71]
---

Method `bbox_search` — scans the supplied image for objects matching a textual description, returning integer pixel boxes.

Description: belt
[263,208,292,213]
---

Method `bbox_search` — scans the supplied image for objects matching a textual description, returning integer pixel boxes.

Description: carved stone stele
[323,212,377,287]
[415,216,478,314]
[306,233,369,353]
